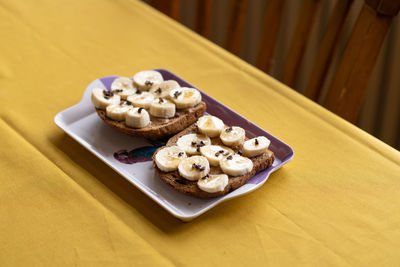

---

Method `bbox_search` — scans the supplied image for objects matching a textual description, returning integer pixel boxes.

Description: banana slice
[220,126,246,147]
[125,107,150,128]
[169,87,201,109]
[111,77,136,99]
[91,88,120,110]
[178,156,210,181]
[176,133,211,155]
[149,98,176,118]
[106,100,133,121]
[197,115,224,137]
[220,154,253,176]
[150,80,180,99]
[155,146,187,172]
[243,136,271,157]
[133,70,163,90]
[200,145,234,166]
[197,174,229,193]
[127,91,154,109]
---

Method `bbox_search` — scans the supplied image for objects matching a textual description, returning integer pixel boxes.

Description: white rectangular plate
[54,69,294,221]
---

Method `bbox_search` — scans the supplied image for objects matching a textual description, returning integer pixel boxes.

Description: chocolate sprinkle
[196,147,200,152]
[237,150,243,156]
[158,98,164,103]
[191,141,197,147]
[173,91,182,98]
[112,89,123,93]
[136,89,142,95]
[155,88,162,94]
[225,127,233,132]
[255,138,259,145]
[227,155,233,160]
[192,163,205,171]
[201,174,209,180]
[178,152,184,157]
[145,80,153,86]
[138,107,143,113]
[126,100,132,105]
[215,152,220,157]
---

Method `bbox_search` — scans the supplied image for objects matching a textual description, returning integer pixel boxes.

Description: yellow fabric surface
[1,0,399,265]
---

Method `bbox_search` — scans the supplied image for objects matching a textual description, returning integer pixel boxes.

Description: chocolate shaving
[192,163,205,171]
[155,88,162,94]
[126,100,132,105]
[255,138,259,145]
[191,141,197,147]
[145,80,153,86]
[112,89,123,93]
[196,147,200,152]
[173,91,182,98]
[227,155,233,160]
[138,107,143,113]
[158,98,164,103]
[237,150,243,156]
[223,151,230,156]
[225,127,233,132]
[201,174,209,180]
[215,152,220,157]
[103,90,113,99]
[136,89,142,95]
[178,152,184,157]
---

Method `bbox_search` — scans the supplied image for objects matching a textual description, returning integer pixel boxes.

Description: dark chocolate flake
[145,80,153,86]
[227,155,233,160]
[173,91,182,98]
[255,138,259,145]
[138,107,143,113]
[201,174,209,180]
[199,166,206,171]
[225,127,233,132]
[155,88,162,94]
[126,100,132,105]
[136,89,142,95]
[158,98,164,103]
[215,152,220,157]
[178,152,184,157]
[191,141,197,147]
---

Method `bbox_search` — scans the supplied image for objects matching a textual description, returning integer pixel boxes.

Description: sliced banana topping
[178,156,210,181]
[197,174,229,193]
[176,133,211,155]
[106,100,133,121]
[220,154,253,176]
[243,136,271,158]
[127,91,154,109]
[155,146,187,172]
[197,115,224,137]
[200,145,234,166]
[170,87,201,109]
[125,107,150,128]
[220,126,246,147]
[149,98,176,118]
[91,88,121,110]
[133,70,163,90]
[111,77,136,99]
[150,80,180,99]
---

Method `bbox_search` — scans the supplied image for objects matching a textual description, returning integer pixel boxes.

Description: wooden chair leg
[225,0,248,55]
[304,0,353,101]
[148,0,181,21]
[282,0,320,88]
[323,2,395,123]
[196,0,213,39]
[256,0,285,73]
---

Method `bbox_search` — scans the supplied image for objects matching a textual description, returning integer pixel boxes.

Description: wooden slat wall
[225,0,249,55]
[148,0,400,149]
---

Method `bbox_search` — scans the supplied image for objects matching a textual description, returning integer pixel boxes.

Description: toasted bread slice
[96,101,206,140]
[153,123,275,198]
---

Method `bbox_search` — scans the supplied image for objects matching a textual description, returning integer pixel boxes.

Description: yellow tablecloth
[1,0,399,265]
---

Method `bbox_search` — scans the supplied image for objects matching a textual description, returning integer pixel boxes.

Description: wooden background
[148,0,400,150]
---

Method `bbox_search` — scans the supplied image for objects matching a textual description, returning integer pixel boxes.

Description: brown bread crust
[153,124,275,198]
[96,101,206,140]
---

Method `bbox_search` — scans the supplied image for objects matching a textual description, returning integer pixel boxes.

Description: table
[1,0,399,265]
